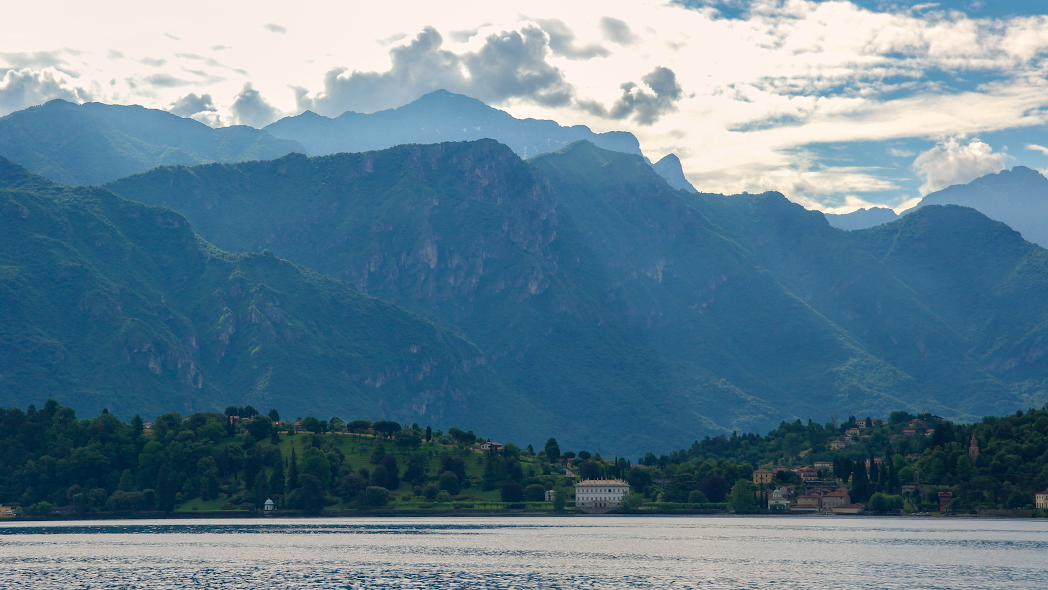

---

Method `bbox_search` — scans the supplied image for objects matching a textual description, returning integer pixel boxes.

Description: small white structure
[574,479,630,508]
[263,498,275,514]
[768,487,791,509]
[1037,490,1048,510]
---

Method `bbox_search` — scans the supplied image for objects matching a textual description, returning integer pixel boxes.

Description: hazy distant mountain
[0,156,532,437]
[266,89,642,158]
[651,154,697,193]
[265,89,695,190]
[105,139,1048,452]
[0,100,304,186]
[908,166,1048,248]
[824,206,899,230]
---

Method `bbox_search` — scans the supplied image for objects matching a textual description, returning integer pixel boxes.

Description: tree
[301,447,331,490]
[439,472,461,495]
[729,479,757,513]
[245,416,273,441]
[336,473,367,504]
[850,460,869,503]
[300,416,322,433]
[364,486,389,507]
[688,490,709,504]
[404,453,429,485]
[270,457,285,496]
[579,460,601,480]
[380,455,400,490]
[439,456,467,481]
[436,490,453,503]
[425,426,432,442]
[370,442,387,464]
[268,409,281,422]
[295,474,326,515]
[524,484,546,502]
[501,482,524,502]
[373,420,401,438]
[553,488,567,511]
[287,448,299,491]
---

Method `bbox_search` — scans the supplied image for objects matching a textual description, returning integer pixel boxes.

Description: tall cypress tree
[288,448,299,491]
[270,456,285,496]
[851,459,869,503]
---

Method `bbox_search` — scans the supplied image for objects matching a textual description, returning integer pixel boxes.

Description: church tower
[968,434,979,465]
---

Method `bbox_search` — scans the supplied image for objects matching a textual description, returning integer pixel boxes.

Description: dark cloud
[535,19,610,60]
[168,93,216,117]
[264,23,288,34]
[144,73,190,88]
[230,83,280,127]
[300,26,574,115]
[599,17,638,45]
[140,57,166,67]
[582,66,683,125]
[0,68,84,116]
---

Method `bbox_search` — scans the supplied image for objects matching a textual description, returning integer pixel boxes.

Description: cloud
[0,68,85,116]
[912,137,1007,194]
[599,17,638,45]
[582,66,684,125]
[535,19,610,60]
[229,82,280,127]
[299,25,573,115]
[1025,143,1048,156]
[168,92,216,117]
[263,23,287,34]
[140,57,166,67]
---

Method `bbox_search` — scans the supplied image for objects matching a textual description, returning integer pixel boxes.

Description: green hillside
[0,157,535,438]
[0,100,304,186]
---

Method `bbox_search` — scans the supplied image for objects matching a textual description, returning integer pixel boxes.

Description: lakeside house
[480,441,503,451]
[574,479,630,509]
[828,440,846,450]
[752,469,774,485]
[793,494,821,511]
[821,489,851,509]
[0,505,14,518]
[796,466,819,483]
[813,461,833,472]
[1036,490,1048,509]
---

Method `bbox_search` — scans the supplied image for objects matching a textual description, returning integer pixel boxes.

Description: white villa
[575,479,630,508]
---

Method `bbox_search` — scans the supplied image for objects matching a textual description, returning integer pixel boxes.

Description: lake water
[1,516,1047,589]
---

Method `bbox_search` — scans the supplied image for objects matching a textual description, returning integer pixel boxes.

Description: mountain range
[102,139,1048,453]
[0,156,535,441]
[3,92,1048,456]
[0,99,304,186]
[825,166,1048,249]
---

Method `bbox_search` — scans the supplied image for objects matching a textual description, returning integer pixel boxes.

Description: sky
[4,0,1048,213]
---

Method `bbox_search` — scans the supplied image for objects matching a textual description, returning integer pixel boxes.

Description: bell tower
[968,434,979,465]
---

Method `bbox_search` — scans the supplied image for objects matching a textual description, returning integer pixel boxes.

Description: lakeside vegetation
[1,400,1046,518]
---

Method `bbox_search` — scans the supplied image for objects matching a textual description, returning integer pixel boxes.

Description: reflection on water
[1,517,1047,589]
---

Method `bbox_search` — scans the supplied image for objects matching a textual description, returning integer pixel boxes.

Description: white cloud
[0,68,86,115]
[229,83,281,127]
[912,137,1008,195]
[3,1,1048,209]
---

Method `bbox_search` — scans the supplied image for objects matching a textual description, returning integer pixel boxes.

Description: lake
[1,516,1046,589]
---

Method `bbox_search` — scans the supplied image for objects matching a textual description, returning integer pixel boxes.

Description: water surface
[1,516,1046,589]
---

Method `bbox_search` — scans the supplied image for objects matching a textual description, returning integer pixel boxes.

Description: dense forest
[1,400,1045,517]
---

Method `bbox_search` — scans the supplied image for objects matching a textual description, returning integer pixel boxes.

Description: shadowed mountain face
[909,166,1048,249]
[0,100,304,186]
[104,139,1048,453]
[0,157,533,438]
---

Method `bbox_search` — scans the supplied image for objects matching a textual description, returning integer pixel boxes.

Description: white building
[768,487,791,509]
[574,479,630,508]
[1037,490,1048,510]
